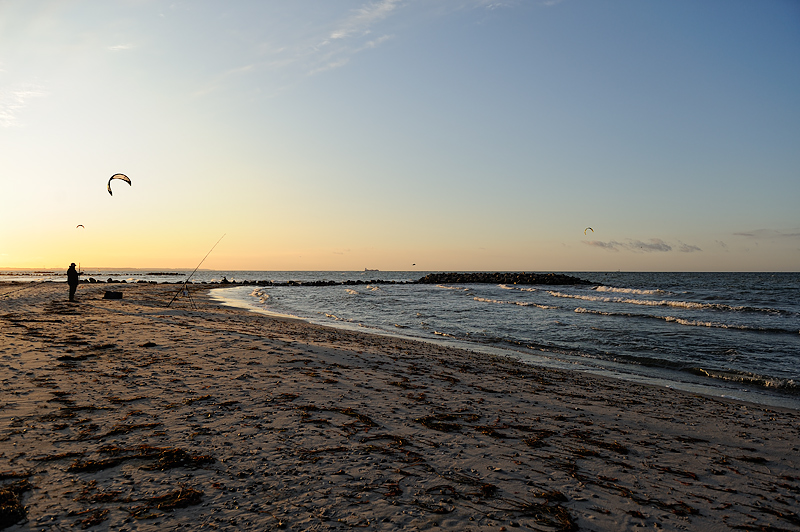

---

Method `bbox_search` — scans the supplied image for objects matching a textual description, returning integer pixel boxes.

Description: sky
[1,0,798,272]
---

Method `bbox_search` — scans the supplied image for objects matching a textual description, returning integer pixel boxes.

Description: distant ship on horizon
[364,268,379,272]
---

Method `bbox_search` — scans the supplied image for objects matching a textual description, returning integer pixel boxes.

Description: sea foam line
[499,284,538,292]
[574,307,797,334]
[474,297,556,310]
[550,291,780,314]
[594,285,665,295]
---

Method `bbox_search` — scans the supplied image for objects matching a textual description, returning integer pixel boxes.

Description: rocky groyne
[72,272,593,287]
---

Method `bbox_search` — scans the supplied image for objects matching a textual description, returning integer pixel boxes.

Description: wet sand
[1,282,799,531]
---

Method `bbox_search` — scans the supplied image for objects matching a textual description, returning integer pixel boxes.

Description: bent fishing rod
[167,234,226,308]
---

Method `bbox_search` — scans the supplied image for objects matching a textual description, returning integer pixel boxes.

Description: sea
[3,270,799,410]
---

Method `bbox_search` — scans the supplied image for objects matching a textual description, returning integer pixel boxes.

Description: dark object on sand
[0,479,32,529]
[103,291,123,299]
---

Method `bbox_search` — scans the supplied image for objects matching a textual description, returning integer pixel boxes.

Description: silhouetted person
[67,263,80,301]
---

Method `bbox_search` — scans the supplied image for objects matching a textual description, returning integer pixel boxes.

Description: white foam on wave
[551,291,752,312]
[436,284,470,291]
[474,296,556,310]
[345,289,359,295]
[499,284,537,292]
[574,307,753,331]
[249,289,270,304]
[594,285,664,295]
[325,313,354,323]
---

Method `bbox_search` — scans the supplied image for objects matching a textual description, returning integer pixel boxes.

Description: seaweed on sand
[148,485,204,510]
[67,457,127,473]
[488,492,577,532]
[68,508,109,529]
[140,448,215,471]
[0,479,32,529]
[414,413,482,433]
[67,445,214,472]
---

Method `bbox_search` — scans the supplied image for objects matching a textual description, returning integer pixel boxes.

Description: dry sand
[1,282,799,531]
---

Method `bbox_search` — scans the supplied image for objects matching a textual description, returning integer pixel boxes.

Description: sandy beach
[1,281,799,531]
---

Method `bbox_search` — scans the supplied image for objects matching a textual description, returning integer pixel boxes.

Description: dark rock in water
[103,291,123,299]
[415,272,593,285]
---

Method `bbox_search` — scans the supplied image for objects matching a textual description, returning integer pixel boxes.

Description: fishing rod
[167,234,226,308]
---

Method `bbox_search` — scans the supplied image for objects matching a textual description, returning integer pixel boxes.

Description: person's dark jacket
[67,267,79,286]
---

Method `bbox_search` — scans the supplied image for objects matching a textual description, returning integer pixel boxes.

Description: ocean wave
[551,291,783,314]
[436,285,470,291]
[324,313,354,323]
[345,289,359,295]
[594,285,665,295]
[249,289,270,304]
[474,297,557,310]
[574,307,798,335]
[499,284,537,292]
[686,367,798,394]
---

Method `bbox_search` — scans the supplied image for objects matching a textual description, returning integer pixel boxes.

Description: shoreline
[1,283,799,531]
[209,285,800,412]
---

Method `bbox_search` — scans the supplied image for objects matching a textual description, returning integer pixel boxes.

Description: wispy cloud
[0,85,46,127]
[305,0,401,76]
[584,238,701,253]
[191,1,510,97]
[330,0,402,40]
[108,43,135,52]
[193,2,403,96]
[678,242,702,253]
[733,229,800,240]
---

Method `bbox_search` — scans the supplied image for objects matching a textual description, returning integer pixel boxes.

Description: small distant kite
[76,224,84,228]
[584,227,594,235]
[107,174,131,196]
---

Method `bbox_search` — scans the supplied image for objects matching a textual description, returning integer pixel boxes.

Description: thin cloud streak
[0,85,46,127]
[330,0,402,40]
[584,238,701,253]
[733,229,800,240]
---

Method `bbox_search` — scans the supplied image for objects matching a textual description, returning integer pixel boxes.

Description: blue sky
[1,0,798,271]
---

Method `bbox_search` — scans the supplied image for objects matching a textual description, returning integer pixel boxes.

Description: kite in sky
[107,174,131,196]
[584,227,594,235]
[76,224,84,228]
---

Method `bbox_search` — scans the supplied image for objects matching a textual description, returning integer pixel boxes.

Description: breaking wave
[594,285,666,295]
[499,284,538,292]
[574,307,798,335]
[686,367,798,394]
[551,291,784,314]
[474,297,557,310]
